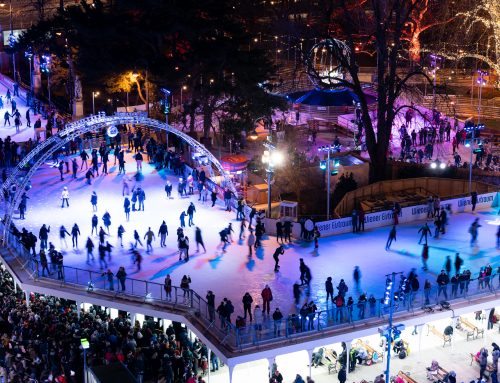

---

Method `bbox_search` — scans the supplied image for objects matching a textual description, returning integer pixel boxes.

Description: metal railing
[4,228,500,352]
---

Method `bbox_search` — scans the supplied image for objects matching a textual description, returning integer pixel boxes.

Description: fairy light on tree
[435,1,500,86]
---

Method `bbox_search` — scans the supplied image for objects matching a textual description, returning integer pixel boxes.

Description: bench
[323,348,338,374]
[435,366,448,381]
[355,339,383,364]
[457,317,476,341]
[469,353,495,378]
[460,316,484,339]
[426,325,451,347]
[398,371,418,383]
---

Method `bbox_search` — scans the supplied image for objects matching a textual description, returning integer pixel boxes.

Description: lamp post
[318,145,339,220]
[92,91,99,115]
[41,54,51,106]
[261,136,282,218]
[381,272,404,383]
[468,70,487,193]
[429,54,441,111]
[24,49,33,94]
[180,85,187,106]
[81,338,90,383]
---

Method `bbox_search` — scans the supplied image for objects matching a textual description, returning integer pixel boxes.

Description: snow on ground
[7,150,500,318]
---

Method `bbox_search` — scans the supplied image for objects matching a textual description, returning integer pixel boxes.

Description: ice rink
[8,150,500,318]
[0,78,48,142]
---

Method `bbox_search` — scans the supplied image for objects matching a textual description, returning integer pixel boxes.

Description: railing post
[190,290,194,308]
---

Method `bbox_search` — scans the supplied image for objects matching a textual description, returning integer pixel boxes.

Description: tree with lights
[305,1,433,182]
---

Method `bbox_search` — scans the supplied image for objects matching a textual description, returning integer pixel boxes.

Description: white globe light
[439,162,446,169]
[430,162,437,169]
[107,125,118,138]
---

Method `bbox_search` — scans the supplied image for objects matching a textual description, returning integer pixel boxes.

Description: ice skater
[273,244,284,272]
[247,229,255,257]
[124,197,130,221]
[195,227,206,253]
[164,180,172,198]
[80,150,89,170]
[71,223,80,248]
[71,158,78,179]
[144,227,155,253]
[386,225,397,250]
[158,221,168,247]
[179,211,187,228]
[187,202,196,226]
[3,111,10,126]
[90,191,98,211]
[98,226,107,245]
[421,244,429,271]
[59,225,70,248]
[353,266,361,291]
[102,211,111,234]
[497,227,500,249]
[239,218,247,240]
[91,214,98,235]
[418,223,431,245]
[122,177,130,196]
[60,187,69,208]
[469,218,481,246]
[117,225,125,247]
[133,230,143,248]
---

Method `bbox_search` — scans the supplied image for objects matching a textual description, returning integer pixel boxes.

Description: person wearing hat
[60,186,69,208]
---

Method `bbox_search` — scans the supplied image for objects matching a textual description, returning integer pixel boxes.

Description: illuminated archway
[2,112,236,238]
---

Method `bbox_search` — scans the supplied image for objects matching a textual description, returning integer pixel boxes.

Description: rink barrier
[313,191,499,237]
[4,226,500,351]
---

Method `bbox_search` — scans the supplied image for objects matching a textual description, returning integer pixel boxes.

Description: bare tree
[305,0,432,182]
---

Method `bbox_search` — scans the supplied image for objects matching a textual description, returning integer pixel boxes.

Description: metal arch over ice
[1,112,236,240]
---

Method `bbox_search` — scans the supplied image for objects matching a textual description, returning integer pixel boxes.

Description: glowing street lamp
[261,137,283,218]
[41,53,52,105]
[92,91,99,115]
[181,85,187,106]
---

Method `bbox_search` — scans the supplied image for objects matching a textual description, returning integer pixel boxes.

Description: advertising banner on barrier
[315,192,498,237]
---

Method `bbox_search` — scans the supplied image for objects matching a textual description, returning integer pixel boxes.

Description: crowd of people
[0,265,221,383]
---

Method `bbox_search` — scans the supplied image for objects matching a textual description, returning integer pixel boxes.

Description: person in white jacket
[60,187,69,208]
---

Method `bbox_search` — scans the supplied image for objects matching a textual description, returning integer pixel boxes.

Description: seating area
[354,339,384,365]
[426,325,452,347]
[398,370,418,383]
[459,316,485,340]
[359,188,429,213]
[469,352,495,378]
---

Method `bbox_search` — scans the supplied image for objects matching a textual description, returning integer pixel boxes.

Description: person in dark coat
[386,226,397,250]
[71,223,80,248]
[90,191,98,211]
[325,276,334,302]
[273,245,284,272]
[39,224,50,249]
[242,292,253,322]
[471,191,478,212]
[158,221,168,247]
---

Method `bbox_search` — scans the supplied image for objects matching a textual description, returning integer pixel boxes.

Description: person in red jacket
[261,285,273,315]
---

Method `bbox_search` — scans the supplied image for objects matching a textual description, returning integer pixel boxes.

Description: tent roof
[291,88,376,107]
